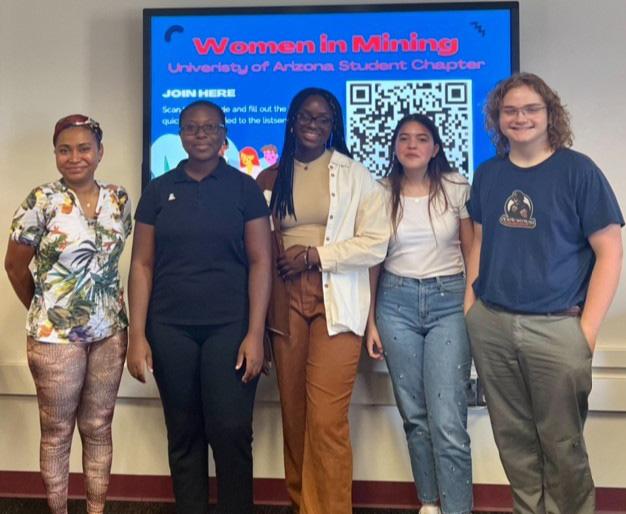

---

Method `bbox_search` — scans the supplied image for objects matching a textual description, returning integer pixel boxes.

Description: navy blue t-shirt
[135,159,269,324]
[467,148,623,313]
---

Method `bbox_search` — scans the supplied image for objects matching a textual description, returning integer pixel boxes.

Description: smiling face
[241,153,254,167]
[54,127,103,187]
[262,146,278,166]
[179,104,226,163]
[293,94,333,161]
[394,121,439,175]
[499,85,549,153]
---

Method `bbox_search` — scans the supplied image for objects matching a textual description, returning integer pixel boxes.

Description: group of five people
[5,73,623,514]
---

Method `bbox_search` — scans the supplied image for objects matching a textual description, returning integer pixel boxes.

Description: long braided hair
[271,88,352,220]
[385,113,457,235]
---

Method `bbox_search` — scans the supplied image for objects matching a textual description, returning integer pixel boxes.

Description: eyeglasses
[180,123,225,136]
[295,111,333,128]
[500,104,547,118]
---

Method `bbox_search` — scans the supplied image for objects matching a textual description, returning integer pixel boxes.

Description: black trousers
[147,319,258,514]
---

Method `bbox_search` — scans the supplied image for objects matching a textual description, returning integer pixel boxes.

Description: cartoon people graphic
[239,146,261,178]
[219,138,229,157]
[261,144,279,167]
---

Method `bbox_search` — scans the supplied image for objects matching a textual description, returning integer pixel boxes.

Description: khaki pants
[466,299,595,514]
[272,269,361,514]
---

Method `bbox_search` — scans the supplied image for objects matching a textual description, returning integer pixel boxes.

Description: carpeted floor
[0,499,497,513]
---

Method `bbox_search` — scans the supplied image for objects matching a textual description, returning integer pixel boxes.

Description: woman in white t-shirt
[366,114,474,514]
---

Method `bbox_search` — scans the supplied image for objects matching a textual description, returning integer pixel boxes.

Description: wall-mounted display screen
[144,2,519,185]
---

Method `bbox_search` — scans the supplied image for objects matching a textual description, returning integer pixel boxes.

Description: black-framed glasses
[295,111,333,128]
[180,122,225,136]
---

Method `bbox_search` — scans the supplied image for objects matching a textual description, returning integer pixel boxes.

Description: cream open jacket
[313,151,390,336]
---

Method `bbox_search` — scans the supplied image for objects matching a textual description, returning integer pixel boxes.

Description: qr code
[346,80,473,179]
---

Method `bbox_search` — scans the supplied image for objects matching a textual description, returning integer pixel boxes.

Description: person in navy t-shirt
[465,73,623,514]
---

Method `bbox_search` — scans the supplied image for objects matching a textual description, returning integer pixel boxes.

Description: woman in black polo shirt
[127,100,271,514]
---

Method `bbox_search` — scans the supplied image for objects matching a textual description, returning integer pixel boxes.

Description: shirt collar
[58,178,103,193]
[173,158,228,183]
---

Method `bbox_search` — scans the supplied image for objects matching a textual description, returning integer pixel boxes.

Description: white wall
[1,0,626,488]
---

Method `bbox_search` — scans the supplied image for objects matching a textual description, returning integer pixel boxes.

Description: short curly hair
[484,72,573,155]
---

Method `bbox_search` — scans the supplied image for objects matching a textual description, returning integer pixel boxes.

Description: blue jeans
[376,271,473,514]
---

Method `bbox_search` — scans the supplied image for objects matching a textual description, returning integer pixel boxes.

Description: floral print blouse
[10,180,132,343]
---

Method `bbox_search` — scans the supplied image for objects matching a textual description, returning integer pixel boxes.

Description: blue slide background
[148,8,514,178]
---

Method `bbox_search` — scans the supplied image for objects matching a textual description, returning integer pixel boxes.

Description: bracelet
[303,246,316,270]
[308,246,322,272]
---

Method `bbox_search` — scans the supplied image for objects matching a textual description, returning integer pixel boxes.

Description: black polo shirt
[135,158,269,325]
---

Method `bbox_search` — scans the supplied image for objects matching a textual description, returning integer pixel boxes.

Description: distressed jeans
[377,271,473,514]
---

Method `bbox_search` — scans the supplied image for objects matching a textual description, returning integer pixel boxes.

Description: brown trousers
[272,270,361,514]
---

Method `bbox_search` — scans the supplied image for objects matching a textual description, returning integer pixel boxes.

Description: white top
[262,150,390,336]
[314,151,389,336]
[384,173,470,279]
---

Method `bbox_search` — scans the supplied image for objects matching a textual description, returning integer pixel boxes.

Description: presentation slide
[145,4,518,183]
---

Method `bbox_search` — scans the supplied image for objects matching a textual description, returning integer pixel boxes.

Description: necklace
[82,185,99,209]
[86,191,97,208]
[295,148,328,171]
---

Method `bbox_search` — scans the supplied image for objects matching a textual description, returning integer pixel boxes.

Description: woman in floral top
[4,114,131,514]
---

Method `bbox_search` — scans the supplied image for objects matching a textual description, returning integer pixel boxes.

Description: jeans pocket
[437,274,465,293]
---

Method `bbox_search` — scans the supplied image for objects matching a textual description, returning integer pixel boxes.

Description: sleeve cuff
[316,245,337,273]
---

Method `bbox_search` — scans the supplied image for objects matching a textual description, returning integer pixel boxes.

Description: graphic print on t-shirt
[499,189,536,229]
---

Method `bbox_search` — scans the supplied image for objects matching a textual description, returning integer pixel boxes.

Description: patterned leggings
[27,332,127,514]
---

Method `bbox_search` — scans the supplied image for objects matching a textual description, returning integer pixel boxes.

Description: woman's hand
[365,320,385,361]
[126,334,153,383]
[277,244,308,279]
[236,333,264,383]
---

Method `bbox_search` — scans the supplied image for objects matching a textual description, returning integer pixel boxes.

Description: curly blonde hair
[484,73,573,155]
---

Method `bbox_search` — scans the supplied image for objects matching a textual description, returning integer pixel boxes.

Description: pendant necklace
[85,186,99,208]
